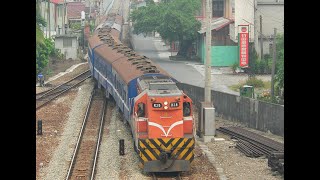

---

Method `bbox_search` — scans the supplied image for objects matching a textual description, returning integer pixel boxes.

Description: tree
[36,0,48,75]
[274,33,284,98]
[130,0,201,57]
[247,43,258,76]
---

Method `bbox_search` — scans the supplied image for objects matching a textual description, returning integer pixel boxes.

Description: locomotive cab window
[183,102,191,116]
[137,103,145,117]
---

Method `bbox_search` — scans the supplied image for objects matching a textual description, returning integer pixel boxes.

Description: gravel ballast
[39,80,94,180]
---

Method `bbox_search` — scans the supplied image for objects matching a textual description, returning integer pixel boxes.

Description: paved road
[131,34,205,87]
[130,33,272,96]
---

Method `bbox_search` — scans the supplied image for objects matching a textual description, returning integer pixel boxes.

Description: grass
[229,77,271,93]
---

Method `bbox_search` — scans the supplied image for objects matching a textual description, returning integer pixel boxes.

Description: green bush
[252,59,272,74]
[36,38,63,75]
[245,77,264,88]
[231,62,239,73]
[257,93,283,104]
[70,22,81,30]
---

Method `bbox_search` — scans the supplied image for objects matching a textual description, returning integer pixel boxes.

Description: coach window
[137,103,145,117]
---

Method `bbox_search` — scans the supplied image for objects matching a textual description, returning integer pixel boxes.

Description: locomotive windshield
[149,83,178,90]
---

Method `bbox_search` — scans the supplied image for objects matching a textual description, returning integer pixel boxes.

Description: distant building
[39,0,65,38]
[55,34,79,60]
[194,0,283,66]
[67,2,86,25]
[256,0,284,58]
[195,0,254,66]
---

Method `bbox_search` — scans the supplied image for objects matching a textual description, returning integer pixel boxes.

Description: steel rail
[218,127,284,157]
[90,97,107,180]
[36,75,91,110]
[65,90,94,180]
[36,69,90,100]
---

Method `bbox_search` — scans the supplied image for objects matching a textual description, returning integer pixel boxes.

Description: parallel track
[36,70,91,110]
[217,126,284,157]
[65,88,106,180]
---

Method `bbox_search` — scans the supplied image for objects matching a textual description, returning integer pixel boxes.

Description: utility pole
[254,0,259,60]
[81,11,85,51]
[48,0,51,38]
[260,15,263,61]
[204,0,212,103]
[271,28,277,99]
[46,1,48,38]
[63,0,66,35]
[89,0,92,16]
[198,0,215,143]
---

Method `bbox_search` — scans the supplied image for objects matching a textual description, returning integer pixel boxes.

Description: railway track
[217,126,284,157]
[36,70,91,110]
[152,172,182,180]
[36,87,55,97]
[65,88,106,180]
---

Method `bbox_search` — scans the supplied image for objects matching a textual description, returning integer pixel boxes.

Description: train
[86,13,195,173]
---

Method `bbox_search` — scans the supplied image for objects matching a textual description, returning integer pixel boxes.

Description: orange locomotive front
[132,75,195,172]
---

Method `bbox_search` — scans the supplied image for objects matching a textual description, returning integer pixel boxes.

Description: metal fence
[177,83,284,137]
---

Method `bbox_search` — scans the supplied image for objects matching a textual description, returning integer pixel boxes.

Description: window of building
[63,38,72,47]
[212,0,224,17]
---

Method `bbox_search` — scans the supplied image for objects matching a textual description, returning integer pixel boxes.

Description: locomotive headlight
[164,101,168,105]
[164,106,168,110]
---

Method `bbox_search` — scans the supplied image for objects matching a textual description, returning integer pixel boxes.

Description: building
[255,0,284,58]
[196,0,254,67]
[51,0,66,35]
[54,34,79,60]
[39,0,57,38]
[67,2,86,25]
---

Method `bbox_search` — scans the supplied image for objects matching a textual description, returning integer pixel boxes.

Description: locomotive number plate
[153,103,162,108]
[170,102,179,107]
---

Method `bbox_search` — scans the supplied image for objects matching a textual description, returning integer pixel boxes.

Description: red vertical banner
[239,25,249,67]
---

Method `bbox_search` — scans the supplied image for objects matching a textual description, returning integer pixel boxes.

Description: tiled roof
[198,17,234,34]
[67,2,85,19]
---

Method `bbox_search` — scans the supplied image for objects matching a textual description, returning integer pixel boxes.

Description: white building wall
[55,37,79,60]
[257,2,284,56]
[40,2,56,38]
[56,5,65,34]
[230,0,254,43]
[258,0,284,3]
[257,5,284,35]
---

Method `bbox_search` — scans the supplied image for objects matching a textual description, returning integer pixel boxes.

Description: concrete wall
[55,37,78,60]
[177,83,284,137]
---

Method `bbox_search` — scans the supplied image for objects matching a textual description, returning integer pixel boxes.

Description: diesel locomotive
[86,13,195,172]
